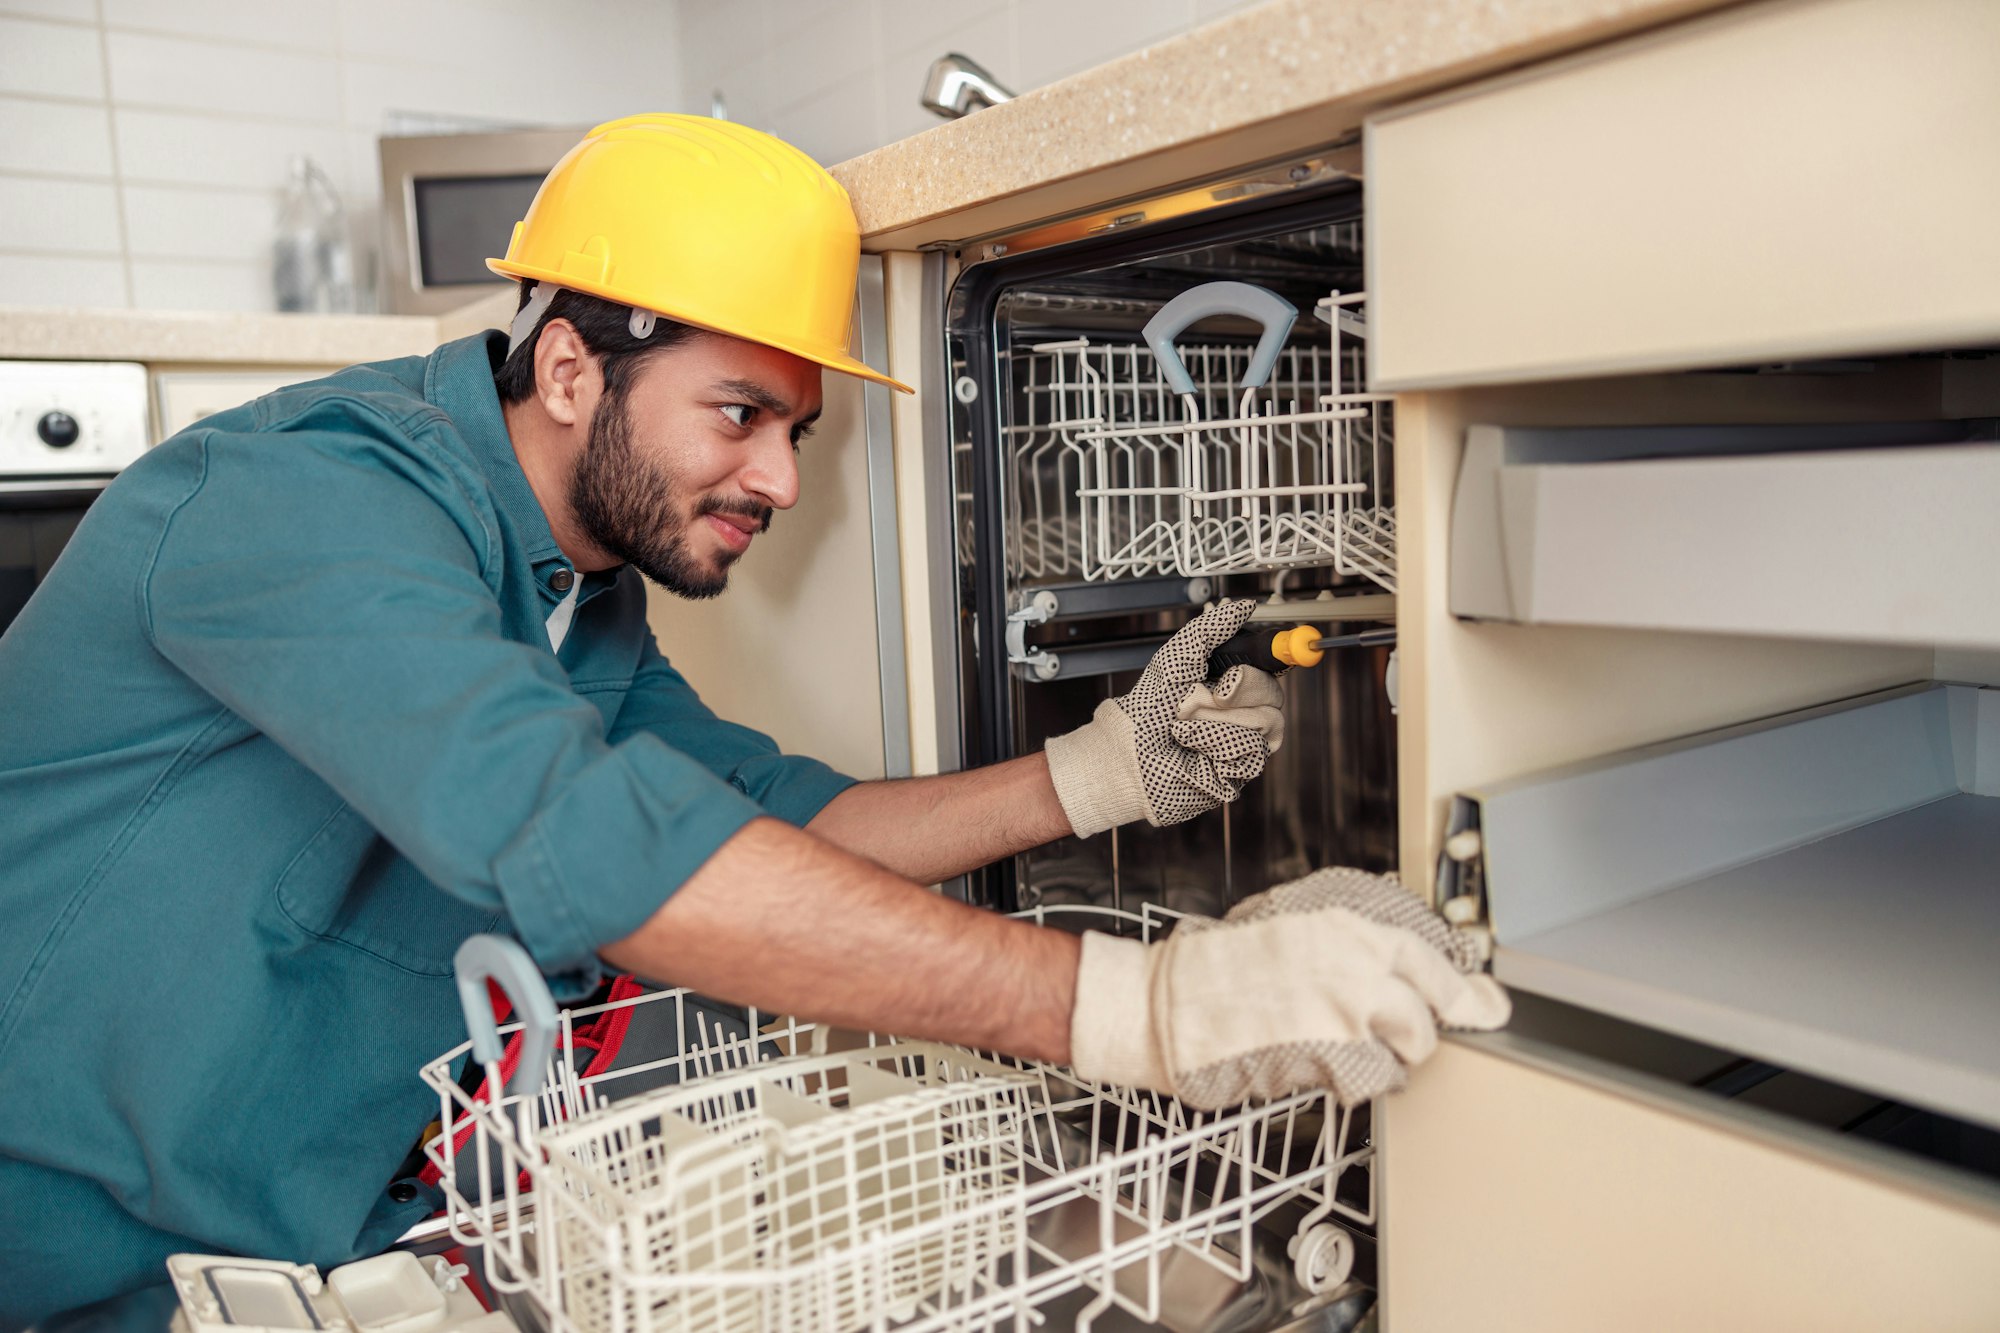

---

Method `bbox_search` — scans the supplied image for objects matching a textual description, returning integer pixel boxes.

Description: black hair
[492,285,702,404]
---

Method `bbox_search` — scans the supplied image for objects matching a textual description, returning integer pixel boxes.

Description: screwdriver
[1205,623,1397,681]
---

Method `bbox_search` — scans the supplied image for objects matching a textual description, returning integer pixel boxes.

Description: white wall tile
[1012,0,1193,90]
[0,95,114,177]
[100,0,338,53]
[0,0,94,21]
[122,184,277,262]
[770,76,883,169]
[339,59,548,134]
[879,0,1008,58]
[765,2,882,110]
[680,0,773,74]
[0,251,126,305]
[107,30,340,121]
[1193,0,1264,21]
[115,108,346,191]
[0,174,122,252]
[130,258,271,311]
[0,15,105,100]
[334,0,532,72]
[4,0,690,310]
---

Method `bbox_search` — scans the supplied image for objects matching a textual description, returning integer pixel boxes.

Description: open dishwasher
[926,178,1401,1326]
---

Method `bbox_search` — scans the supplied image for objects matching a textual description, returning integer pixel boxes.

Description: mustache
[696,494,773,534]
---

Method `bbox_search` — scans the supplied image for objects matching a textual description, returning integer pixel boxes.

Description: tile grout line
[90,0,132,307]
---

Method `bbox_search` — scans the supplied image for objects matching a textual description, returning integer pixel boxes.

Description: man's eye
[720,404,753,428]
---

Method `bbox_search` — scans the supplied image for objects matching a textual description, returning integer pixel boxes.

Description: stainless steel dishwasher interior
[943,193,1396,923]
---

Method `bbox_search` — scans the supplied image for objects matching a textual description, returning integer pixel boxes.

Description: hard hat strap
[506,281,561,359]
[506,280,663,359]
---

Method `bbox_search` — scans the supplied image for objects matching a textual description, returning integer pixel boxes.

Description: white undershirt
[545,578,580,652]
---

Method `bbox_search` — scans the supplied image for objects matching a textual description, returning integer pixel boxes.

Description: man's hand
[1044,598,1286,838]
[1065,867,1510,1109]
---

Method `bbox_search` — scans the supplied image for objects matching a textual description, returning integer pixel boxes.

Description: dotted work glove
[1066,867,1511,1110]
[1044,598,1285,837]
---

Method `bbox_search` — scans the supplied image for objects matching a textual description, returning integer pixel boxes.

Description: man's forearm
[601,815,1079,1062]
[806,752,1073,883]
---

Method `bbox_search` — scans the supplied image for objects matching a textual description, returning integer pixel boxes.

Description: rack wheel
[1289,1222,1356,1294]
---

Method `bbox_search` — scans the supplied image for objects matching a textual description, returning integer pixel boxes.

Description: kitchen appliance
[0,359,150,635]
[378,128,581,316]
[925,173,1397,1316]
[938,181,1396,923]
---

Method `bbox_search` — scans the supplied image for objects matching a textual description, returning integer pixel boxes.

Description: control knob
[37,411,81,448]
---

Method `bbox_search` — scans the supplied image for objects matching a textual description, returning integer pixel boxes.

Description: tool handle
[1205,624,1323,681]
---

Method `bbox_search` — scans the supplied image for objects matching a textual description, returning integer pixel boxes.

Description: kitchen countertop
[0,290,516,367]
[834,0,1735,250]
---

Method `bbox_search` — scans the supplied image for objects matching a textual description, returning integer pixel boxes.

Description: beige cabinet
[1366,0,2000,390]
[1386,1038,2000,1332]
[1383,370,2000,1327]
[1372,0,2000,1311]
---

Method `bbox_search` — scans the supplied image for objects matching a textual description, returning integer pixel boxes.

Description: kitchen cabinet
[1369,1,2000,1322]
[1365,0,2000,390]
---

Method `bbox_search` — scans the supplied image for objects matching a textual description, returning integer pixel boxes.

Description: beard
[568,384,772,600]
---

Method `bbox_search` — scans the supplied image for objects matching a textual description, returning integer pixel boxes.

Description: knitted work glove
[1067,867,1511,1110]
[1044,598,1285,837]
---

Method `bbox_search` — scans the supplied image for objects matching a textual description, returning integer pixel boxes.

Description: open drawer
[1442,682,2000,1131]
[1448,418,2000,648]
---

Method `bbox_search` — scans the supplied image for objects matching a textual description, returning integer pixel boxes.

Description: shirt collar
[424,330,566,566]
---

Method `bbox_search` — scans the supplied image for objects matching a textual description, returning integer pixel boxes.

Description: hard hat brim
[488,261,915,396]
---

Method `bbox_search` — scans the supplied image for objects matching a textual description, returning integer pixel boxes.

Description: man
[0,115,1504,1326]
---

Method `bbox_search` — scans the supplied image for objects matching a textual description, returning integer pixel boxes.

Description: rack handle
[1142,281,1299,396]
[453,934,559,1102]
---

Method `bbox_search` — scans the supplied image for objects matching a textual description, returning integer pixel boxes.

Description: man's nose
[740,427,800,511]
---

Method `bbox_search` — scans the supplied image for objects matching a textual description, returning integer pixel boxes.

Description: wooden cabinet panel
[1382,1039,2000,1332]
[1366,0,2000,389]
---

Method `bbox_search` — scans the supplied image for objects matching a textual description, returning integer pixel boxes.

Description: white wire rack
[420,905,1374,1333]
[991,290,1394,593]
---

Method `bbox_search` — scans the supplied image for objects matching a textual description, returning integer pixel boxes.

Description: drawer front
[1366,0,2000,390]
[1382,1039,2000,1332]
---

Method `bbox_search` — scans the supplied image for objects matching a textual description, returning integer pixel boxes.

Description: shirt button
[388,1180,420,1204]
[550,568,575,593]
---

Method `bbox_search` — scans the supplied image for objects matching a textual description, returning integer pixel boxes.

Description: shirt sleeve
[606,631,858,828]
[141,420,767,988]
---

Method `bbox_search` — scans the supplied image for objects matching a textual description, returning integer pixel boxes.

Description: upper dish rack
[999,282,1395,594]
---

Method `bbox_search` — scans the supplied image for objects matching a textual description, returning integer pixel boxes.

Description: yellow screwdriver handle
[1206,623,1324,679]
[1270,624,1325,669]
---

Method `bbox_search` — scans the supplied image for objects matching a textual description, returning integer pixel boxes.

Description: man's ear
[532,318,594,428]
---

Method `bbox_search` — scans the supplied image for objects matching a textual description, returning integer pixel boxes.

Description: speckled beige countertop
[0,290,515,367]
[834,0,1735,249]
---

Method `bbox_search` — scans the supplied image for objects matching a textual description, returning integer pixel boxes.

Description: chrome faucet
[922,53,1015,119]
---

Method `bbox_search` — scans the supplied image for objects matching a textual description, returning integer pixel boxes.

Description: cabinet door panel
[1367,0,2000,389]
[1382,1039,2000,1332]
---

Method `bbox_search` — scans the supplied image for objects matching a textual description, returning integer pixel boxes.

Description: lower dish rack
[420,905,1374,1333]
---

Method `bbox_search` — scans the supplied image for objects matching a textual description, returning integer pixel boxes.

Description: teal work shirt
[0,331,855,1326]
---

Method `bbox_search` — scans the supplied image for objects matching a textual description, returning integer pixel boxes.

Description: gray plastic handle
[453,934,559,1102]
[1142,281,1299,396]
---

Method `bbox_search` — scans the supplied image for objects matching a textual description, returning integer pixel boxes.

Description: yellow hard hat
[489,113,912,394]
